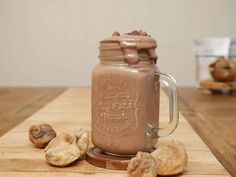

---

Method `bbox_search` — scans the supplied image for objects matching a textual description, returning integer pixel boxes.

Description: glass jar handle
[149,72,179,138]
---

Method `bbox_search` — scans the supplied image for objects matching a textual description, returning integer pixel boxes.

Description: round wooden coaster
[86,147,131,170]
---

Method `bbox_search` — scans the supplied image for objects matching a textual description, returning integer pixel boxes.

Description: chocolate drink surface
[91,31,179,155]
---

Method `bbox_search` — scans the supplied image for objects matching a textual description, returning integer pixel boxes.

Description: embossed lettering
[94,75,138,136]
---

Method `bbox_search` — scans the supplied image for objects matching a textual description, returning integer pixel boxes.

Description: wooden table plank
[0,87,66,136]
[0,88,230,176]
[0,172,230,177]
[179,87,236,176]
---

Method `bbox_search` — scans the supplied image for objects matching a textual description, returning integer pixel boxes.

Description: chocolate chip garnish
[112,31,120,36]
[126,30,150,36]
[127,30,141,35]
[141,31,148,36]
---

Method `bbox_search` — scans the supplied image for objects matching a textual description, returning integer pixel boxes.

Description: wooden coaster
[86,147,131,170]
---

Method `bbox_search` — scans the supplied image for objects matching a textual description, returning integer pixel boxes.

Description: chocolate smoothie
[92,31,160,155]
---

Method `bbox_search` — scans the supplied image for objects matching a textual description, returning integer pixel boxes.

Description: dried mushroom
[151,140,188,176]
[45,133,80,167]
[127,152,158,177]
[75,128,89,159]
[209,58,236,82]
[45,143,80,167]
[29,124,56,148]
[45,133,74,151]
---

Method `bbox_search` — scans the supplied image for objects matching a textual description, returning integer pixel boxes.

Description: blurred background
[0,0,236,86]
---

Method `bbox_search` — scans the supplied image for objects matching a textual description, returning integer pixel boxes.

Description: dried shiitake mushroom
[151,140,188,176]
[45,133,80,167]
[74,128,89,159]
[29,124,56,148]
[45,133,74,150]
[127,152,158,177]
[209,58,236,82]
[45,143,80,167]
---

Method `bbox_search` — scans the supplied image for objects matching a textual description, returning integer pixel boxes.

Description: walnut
[29,124,56,148]
[74,128,89,159]
[45,133,80,167]
[151,140,188,176]
[127,152,158,177]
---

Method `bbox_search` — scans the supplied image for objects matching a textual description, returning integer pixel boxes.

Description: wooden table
[179,87,236,176]
[0,88,65,136]
[0,87,234,176]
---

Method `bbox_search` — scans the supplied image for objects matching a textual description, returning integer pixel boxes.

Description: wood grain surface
[0,88,230,176]
[179,87,236,176]
[0,87,65,136]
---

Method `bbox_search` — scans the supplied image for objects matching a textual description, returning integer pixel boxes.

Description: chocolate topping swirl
[100,31,158,64]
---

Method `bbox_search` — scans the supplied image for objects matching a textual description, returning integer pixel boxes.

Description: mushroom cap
[127,151,158,177]
[151,140,188,176]
[45,143,80,166]
[44,133,81,167]
[29,124,56,148]
[209,58,236,82]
